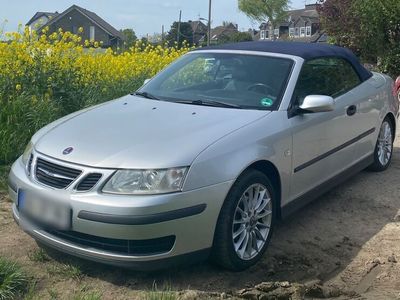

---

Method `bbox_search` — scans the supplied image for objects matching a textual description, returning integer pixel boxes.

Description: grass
[73,290,102,300]
[27,249,50,263]
[0,165,10,193]
[0,256,29,300]
[144,283,177,300]
[46,263,83,281]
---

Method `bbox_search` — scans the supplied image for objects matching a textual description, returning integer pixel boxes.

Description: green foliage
[0,165,10,192]
[0,94,61,164]
[219,31,254,44]
[238,0,289,29]
[317,0,361,52]
[144,283,177,300]
[318,0,400,77]
[27,248,50,263]
[166,22,194,47]
[46,263,83,280]
[73,287,102,300]
[120,28,137,49]
[0,256,29,300]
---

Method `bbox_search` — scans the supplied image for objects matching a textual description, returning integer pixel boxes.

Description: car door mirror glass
[299,95,335,113]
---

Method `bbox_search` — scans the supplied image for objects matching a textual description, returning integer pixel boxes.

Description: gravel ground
[0,134,399,299]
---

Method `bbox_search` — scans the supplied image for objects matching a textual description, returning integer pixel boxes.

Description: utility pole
[161,25,164,45]
[177,10,182,46]
[207,0,212,46]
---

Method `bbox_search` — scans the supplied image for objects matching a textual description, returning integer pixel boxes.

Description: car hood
[35,96,270,169]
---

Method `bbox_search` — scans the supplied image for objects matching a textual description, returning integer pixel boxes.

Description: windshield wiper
[173,99,242,109]
[132,91,160,100]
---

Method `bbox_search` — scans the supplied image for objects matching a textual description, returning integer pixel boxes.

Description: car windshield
[138,52,294,110]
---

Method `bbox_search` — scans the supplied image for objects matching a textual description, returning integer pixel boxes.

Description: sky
[0,0,308,38]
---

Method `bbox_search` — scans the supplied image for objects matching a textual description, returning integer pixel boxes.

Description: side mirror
[143,78,151,85]
[299,95,334,113]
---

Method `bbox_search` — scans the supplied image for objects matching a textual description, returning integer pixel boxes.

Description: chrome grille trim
[34,157,82,189]
[30,151,115,193]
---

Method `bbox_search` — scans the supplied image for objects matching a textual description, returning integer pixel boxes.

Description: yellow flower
[15,84,21,91]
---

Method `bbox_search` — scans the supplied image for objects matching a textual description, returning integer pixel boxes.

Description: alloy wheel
[232,183,272,260]
[377,121,393,166]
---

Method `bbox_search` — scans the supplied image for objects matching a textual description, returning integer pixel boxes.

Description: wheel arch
[385,112,396,137]
[242,160,283,219]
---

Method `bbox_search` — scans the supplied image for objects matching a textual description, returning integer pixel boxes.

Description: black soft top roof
[196,41,372,81]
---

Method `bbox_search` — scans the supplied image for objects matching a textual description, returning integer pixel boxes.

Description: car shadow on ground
[44,147,400,293]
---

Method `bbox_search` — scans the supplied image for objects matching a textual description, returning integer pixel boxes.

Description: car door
[288,57,364,201]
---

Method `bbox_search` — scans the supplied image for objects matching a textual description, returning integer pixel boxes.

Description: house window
[90,26,95,41]
[300,27,305,37]
[72,26,78,34]
[289,28,295,37]
[274,28,279,37]
[265,30,269,39]
[306,26,312,36]
[260,30,265,40]
[295,27,299,37]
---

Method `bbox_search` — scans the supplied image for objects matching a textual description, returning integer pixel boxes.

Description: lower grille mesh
[75,173,102,191]
[45,230,175,256]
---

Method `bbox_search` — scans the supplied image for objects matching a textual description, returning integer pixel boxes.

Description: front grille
[35,158,82,189]
[75,173,102,191]
[45,229,175,256]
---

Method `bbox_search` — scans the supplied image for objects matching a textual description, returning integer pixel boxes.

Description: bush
[0,28,190,164]
[0,257,29,300]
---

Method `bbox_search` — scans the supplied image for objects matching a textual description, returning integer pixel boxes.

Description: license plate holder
[17,189,71,230]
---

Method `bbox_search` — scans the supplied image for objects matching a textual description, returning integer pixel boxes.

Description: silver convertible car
[8,41,399,270]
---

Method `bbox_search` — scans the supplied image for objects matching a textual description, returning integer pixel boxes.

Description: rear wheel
[368,117,394,172]
[211,170,275,271]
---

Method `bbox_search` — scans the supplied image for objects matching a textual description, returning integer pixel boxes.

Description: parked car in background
[8,41,399,271]
[395,76,400,102]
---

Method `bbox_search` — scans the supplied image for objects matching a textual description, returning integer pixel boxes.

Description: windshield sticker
[261,98,273,107]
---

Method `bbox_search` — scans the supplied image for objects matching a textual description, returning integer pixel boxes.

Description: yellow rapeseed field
[0,27,191,163]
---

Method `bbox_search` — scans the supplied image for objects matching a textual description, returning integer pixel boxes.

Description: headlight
[102,167,188,195]
[21,141,33,166]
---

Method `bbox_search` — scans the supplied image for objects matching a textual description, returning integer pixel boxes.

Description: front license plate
[17,189,71,230]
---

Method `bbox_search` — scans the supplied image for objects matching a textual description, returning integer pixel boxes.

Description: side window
[293,57,361,105]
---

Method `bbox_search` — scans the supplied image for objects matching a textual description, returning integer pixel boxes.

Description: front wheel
[211,170,275,271]
[368,117,394,172]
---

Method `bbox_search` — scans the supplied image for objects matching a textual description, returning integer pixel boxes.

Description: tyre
[211,169,276,271]
[368,117,394,172]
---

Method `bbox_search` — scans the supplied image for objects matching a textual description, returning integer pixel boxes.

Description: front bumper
[8,156,233,269]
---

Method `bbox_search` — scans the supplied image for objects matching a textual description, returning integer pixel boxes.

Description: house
[26,5,124,47]
[27,12,59,32]
[209,22,239,44]
[188,20,208,45]
[257,4,325,43]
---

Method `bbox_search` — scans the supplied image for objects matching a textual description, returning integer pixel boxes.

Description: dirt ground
[1,135,400,299]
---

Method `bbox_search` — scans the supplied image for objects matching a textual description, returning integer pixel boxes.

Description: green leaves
[319,0,400,76]
[0,257,29,300]
[238,0,289,28]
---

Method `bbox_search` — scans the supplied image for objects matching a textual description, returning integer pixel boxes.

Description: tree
[238,0,289,39]
[317,0,363,54]
[355,0,400,76]
[120,28,137,48]
[318,0,400,76]
[218,31,254,44]
[166,21,194,47]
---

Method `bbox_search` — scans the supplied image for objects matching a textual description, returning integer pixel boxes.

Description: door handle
[346,105,357,116]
